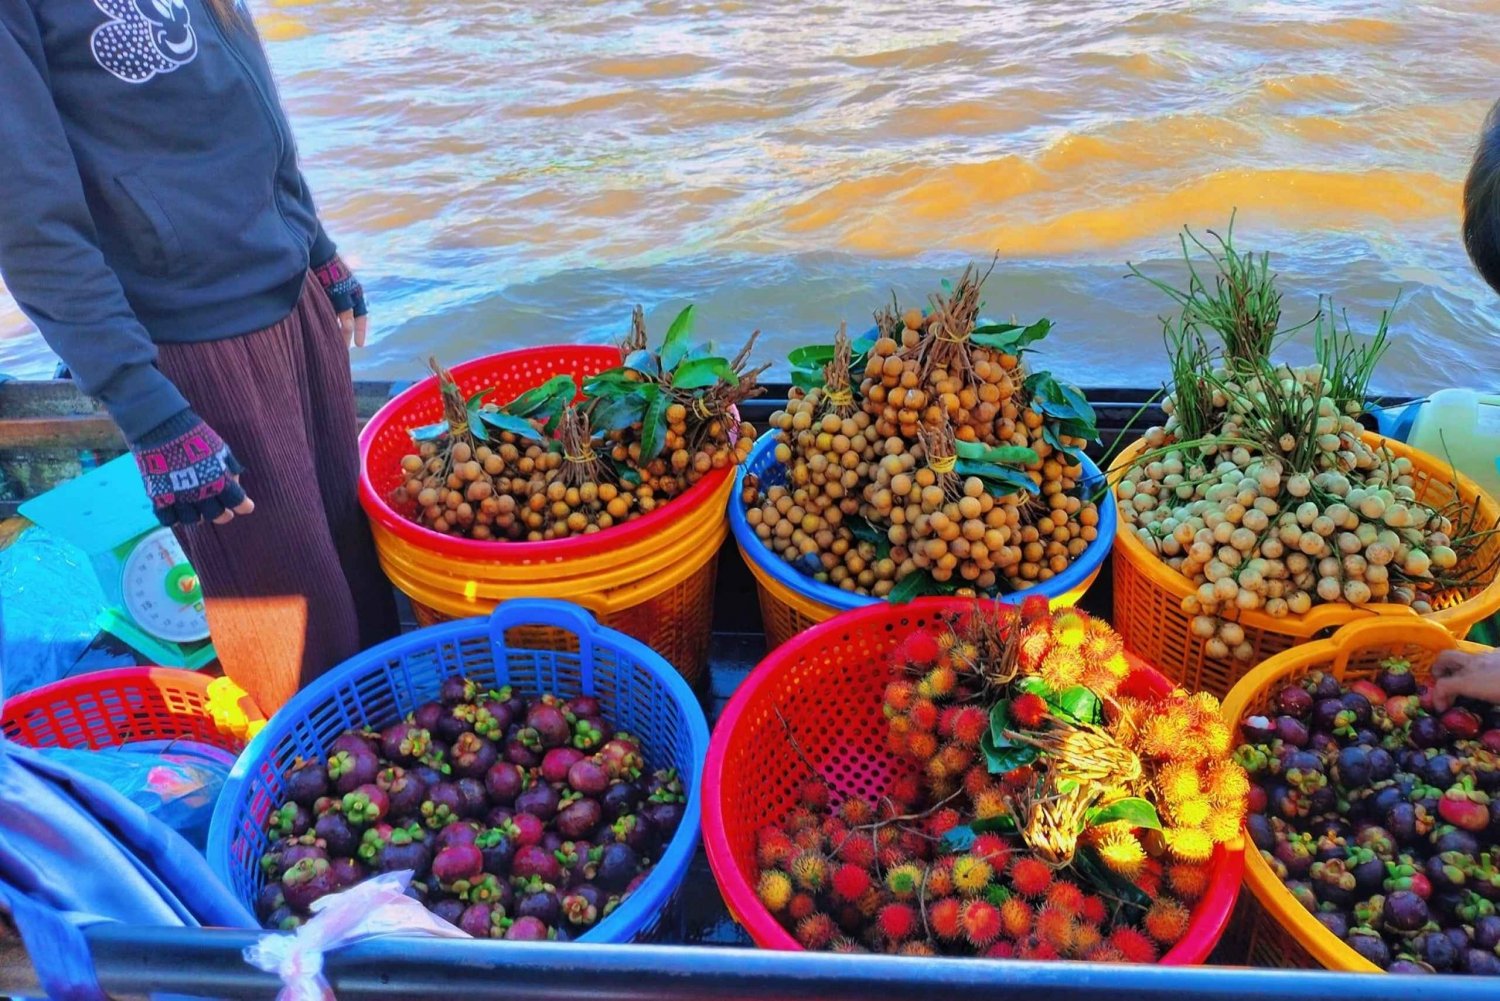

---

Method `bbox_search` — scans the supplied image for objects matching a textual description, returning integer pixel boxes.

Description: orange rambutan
[1143,899,1191,946]
[1018,629,1053,671]
[1199,720,1232,757]
[963,765,995,799]
[1083,617,1123,658]
[877,902,919,943]
[788,892,817,921]
[855,887,883,918]
[756,828,794,869]
[887,773,924,810]
[971,834,1012,871]
[878,844,909,870]
[1010,857,1053,897]
[884,680,917,714]
[1081,661,1126,696]
[924,665,958,698]
[1070,921,1103,957]
[999,896,1033,938]
[909,698,940,733]
[885,728,910,756]
[1086,944,1127,963]
[939,742,973,775]
[929,896,963,940]
[886,863,922,900]
[793,826,825,851]
[1110,926,1158,963]
[795,912,837,950]
[1185,690,1222,727]
[1167,862,1212,901]
[897,940,937,957]
[1080,894,1107,925]
[952,855,994,897]
[821,816,850,842]
[1010,693,1050,729]
[831,863,872,902]
[1044,880,1086,917]
[924,857,956,897]
[838,795,875,826]
[887,714,913,739]
[1036,904,1076,952]
[1040,647,1086,690]
[756,870,793,912]
[907,731,939,761]
[784,807,819,834]
[790,850,829,892]
[960,900,1003,948]
[830,936,865,954]
[1139,714,1189,759]
[1020,594,1050,622]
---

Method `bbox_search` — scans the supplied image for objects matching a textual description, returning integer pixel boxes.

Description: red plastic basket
[358,344,733,567]
[1,667,257,753]
[702,598,1244,963]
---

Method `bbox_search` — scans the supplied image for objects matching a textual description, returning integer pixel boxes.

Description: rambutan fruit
[756,829,794,869]
[1095,825,1147,878]
[1018,629,1053,672]
[1102,653,1132,680]
[1010,857,1053,897]
[1044,880,1086,917]
[1110,924,1159,963]
[907,731,939,761]
[830,936,865,954]
[1086,944,1127,963]
[887,774,924,810]
[1039,648,1086,691]
[960,900,1003,948]
[952,855,994,897]
[928,896,963,940]
[924,665,958,699]
[784,807,819,834]
[855,887,883,918]
[835,905,864,935]
[1081,662,1126,696]
[925,755,952,785]
[1204,808,1243,844]
[1036,904,1075,952]
[900,631,941,666]
[1018,940,1060,961]
[1020,594,1050,622]
[1134,865,1163,900]
[1206,761,1251,806]
[799,778,831,811]
[1143,900,1191,946]
[896,828,931,862]
[885,729,910,756]
[985,941,1017,960]
[831,862,872,902]
[925,807,963,838]
[909,698,940,733]
[970,834,1012,870]
[897,940,937,957]
[1080,894,1107,925]
[1185,690,1221,726]
[963,765,995,799]
[1083,617,1123,658]
[1010,693,1050,729]
[834,831,877,869]
[883,680,917,714]
[756,870,793,912]
[1170,797,1212,829]
[885,863,922,900]
[795,912,837,950]
[1139,715,1188,760]
[1199,720,1232,757]
[1167,862,1211,901]
[790,851,829,892]
[924,858,955,898]
[973,787,1010,821]
[1155,761,1201,804]
[1051,610,1087,649]
[1070,921,1103,957]
[939,742,974,775]
[793,826,825,851]
[877,844,909,870]
[836,796,875,827]
[1002,763,1036,791]
[999,896,1033,938]
[877,902,919,943]
[1165,826,1215,864]
[788,893,817,922]
[947,706,989,747]
[821,814,849,840]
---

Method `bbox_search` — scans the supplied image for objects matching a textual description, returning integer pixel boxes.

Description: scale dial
[120,527,210,643]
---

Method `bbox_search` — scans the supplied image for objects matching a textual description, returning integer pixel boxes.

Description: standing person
[0,0,399,713]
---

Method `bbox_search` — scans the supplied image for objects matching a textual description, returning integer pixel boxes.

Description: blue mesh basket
[206,599,709,943]
[730,429,1118,608]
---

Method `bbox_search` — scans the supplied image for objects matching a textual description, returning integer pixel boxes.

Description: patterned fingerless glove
[131,410,247,526]
[313,254,367,318]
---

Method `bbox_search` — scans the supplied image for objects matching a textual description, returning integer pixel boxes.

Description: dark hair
[204,0,242,26]
[1464,98,1500,295]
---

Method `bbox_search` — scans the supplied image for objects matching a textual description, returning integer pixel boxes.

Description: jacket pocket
[113,171,184,277]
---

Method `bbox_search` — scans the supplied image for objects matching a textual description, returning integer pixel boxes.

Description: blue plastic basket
[206,599,710,943]
[730,428,1118,618]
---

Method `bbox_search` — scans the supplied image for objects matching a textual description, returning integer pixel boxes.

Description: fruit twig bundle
[916,258,992,388]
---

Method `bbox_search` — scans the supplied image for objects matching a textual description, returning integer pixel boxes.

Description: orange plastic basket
[1221,618,1491,971]
[1,667,264,753]
[1110,432,1500,697]
[703,598,1245,963]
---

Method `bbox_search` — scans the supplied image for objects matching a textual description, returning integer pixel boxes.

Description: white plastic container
[1406,388,1500,503]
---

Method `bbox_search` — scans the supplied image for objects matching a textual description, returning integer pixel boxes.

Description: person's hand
[131,410,254,527]
[313,254,369,348]
[1431,648,1500,711]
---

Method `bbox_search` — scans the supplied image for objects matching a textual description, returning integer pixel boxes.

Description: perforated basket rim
[206,599,710,944]
[1221,617,1491,972]
[702,596,1245,964]
[357,344,732,563]
[729,430,1118,611]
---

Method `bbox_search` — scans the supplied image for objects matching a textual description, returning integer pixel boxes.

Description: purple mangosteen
[329,857,367,890]
[1409,717,1446,750]
[431,843,484,885]
[439,675,479,707]
[504,737,542,769]
[518,889,561,925]
[1277,685,1315,719]
[542,747,587,785]
[330,730,381,759]
[281,857,339,912]
[641,801,685,837]
[525,703,573,749]
[313,811,360,858]
[328,748,381,795]
[557,799,604,841]
[1241,715,1277,744]
[1345,927,1390,968]
[434,821,482,852]
[284,762,329,807]
[456,778,488,818]
[476,827,516,874]
[378,767,428,819]
[449,732,498,779]
[485,761,526,805]
[512,844,564,884]
[431,898,466,927]
[1385,890,1430,932]
[600,780,642,819]
[515,782,561,822]
[380,721,431,765]
[256,882,287,922]
[505,916,551,941]
[596,842,639,892]
[1275,716,1310,748]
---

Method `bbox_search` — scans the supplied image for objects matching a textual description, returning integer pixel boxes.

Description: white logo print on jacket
[91,0,198,83]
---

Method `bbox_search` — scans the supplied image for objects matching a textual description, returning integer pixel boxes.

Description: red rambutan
[946,706,990,747]
[877,903,919,943]
[1020,594,1050,622]
[900,631,940,666]
[885,729,910,756]
[795,912,837,950]
[833,831,877,869]
[897,828,931,862]
[1044,880,1086,917]
[784,807,819,834]
[887,774,924,809]
[962,765,994,799]
[831,862,872,902]
[985,940,1017,960]
[1085,944,1127,963]
[1143,900,1191,946]
[1167,862,1212,901]
[1110,926,1159,963]
[923,665,958,698]
[999,897,1033,939]
[939,742,974,775]
[907,731,939,760]
[1018,629,1053,671]
[909,699,940,733]
[1071,921,1103,957]
[1010,693,1050,729]
[836,796,874,827]
[1001,764,1036,790]
[799,778,831,811]
[928,896,963,940]
[1018,940,1060,961]
[960,900,1003,948]
[821,815,849,841]
[788,892,817,922]
[1009,857,1053,897]
[793,826,825,851]
[878,844,909,870]
[1080,894,1107,925]
[925,807,962,839]
[883,680,917,714]
[970,834,1012,870]
[756,829,794,869]
[1036,905,1075,952]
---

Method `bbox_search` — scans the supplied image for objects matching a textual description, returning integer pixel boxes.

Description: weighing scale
[18,453,216,669]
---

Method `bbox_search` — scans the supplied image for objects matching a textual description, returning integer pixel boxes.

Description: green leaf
[971,318,1053,355]
[1043,423,1086,461]
[941,278,953,292]
[409,420,449,442]
[1054,686,1103,726]
[981,728,1038,775]
[1017,677,1051,698]
[613,460,642,487]
[589,391,648,433]
[973,814,1017,835]
[953,441,1041,466]
[1084,797,1162,832]
[1053,380,1096,423]
[660,305,695,371]
[846,516,892,560]
[624,349,660,378]
[583,369,641,397]
[954,460,1039,496]
[475,410,542,439]
[671,356,737,390]
[638,384,670,460]
[888,572,932,606]
[790,368,826,392]
[989,700,1014,746]
[506,375,577,417]
[970,322,1022,336]
[466,388,491,410]
[1073,848,1152,924]
[788,344,835,370]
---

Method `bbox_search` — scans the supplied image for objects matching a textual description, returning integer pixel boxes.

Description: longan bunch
[1122,361,1480,661]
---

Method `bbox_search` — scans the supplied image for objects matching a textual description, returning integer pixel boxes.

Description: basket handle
[1326,616,1459,670]
[486,599,598,689]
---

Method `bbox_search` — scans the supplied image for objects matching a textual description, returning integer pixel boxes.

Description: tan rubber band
[826,388,854,407]
[693,397,715,420]
[564,448,597,464]
[929,455,958,474]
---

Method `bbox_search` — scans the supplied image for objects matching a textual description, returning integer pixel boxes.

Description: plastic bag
[31,744,230,850]
[0,524,110,699]
[244,871,469,1001]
